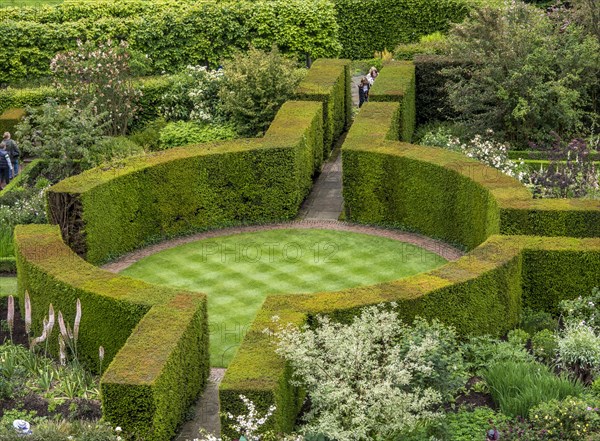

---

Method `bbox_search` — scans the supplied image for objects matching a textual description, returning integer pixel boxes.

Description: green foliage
[295,58,351,154]
[560,287,600,329]
[14,224,210,441]
[159,121,237,149]
[394,32,449,60]
[508,329,530,346]
[557,322,600,383]
[47,99,323,264]
[397,317,468,401]
[0,419,120,441]
[0,0,340,85]
[334,0,474,59]
[0,343,98,406]
[445,407,508,441]
[462,335,534,376]
[444,2,600,145]
[270,307,446,440]
[158,66,224,123]
[15,101,106,180]
[531,329,558,364]
[128,118,167,152]
[219,47,306,137]
[484,361,584,417]
[0,108,25,135]
[51,39,140,136]
[529,396,600,440]
[519,307,559,335]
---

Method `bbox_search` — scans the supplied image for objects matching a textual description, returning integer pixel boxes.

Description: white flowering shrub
[560,288,600,330]
[160,65,224,124]
[557,322,600,383]
[0,186,48,227]
[420,128,528,181]
[266,305,456,441]
[51,40,141,136]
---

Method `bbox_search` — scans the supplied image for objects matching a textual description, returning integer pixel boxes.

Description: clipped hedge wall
[0,108,25,134]
[0,0,340,85]
[295,58,351,155]
[14,224,209,441]
[221,234,600,433]
[47,100,324,264]
[369,61,416,142]
[334,0,473,59]
[413,54,465,125]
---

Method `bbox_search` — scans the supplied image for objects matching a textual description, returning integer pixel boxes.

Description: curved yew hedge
[220,61,600,435]
[14,224,209,441]
[16,59,600,438]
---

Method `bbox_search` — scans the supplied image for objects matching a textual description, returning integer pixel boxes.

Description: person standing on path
[3,132,19,178]
[358,77,370,108]
[366,66,378,86]
[0,142,14,189]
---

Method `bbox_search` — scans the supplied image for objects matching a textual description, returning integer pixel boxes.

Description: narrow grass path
[120,228,449,368]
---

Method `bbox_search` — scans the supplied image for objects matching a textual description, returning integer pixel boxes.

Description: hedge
[369,61,416,142]
[0,76,177,123]
[14,224,209,441]
[295,58,351,155]
[413,54,464,125]
[508,150,600,162]
[221,234,600,433]
[0,0,341,85]
[47,100,324,264]
[334,0,474,59]
[0,108,25,134]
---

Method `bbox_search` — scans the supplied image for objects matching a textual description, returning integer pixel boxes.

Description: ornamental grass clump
[483,360,584,417]
[267,305,467,441]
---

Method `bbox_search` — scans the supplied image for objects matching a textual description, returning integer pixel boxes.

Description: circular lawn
[121,228,448,367]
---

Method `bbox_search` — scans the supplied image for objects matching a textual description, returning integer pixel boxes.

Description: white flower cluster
[194,395,276,441]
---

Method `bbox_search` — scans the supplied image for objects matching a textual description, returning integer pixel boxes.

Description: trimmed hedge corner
[14,224,209,441]
[295,58,352,155]
[369,61,416,142]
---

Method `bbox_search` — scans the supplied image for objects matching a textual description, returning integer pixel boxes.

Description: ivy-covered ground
[121,228,447,367]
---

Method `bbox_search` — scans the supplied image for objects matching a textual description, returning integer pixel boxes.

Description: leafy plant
[159,66,224,123]
[560,288,600,329]
[268,306,446,440]
[526,137,599,198]
[484,360,584,417]
[445,406,508,441]
[51,40,141,136]
[557,322,600,383]
[507,329,530,347]
[529,396,600,440]
[158,121,237,149]
[519,307,559,335]
[444,1,600,145]
[394,32,449,60]
[219,47,306,137]
[461,335,534,376]
[531,329,558,364]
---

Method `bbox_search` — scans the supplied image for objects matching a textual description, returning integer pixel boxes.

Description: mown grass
[0,277,17,297]
[122,228,447,367]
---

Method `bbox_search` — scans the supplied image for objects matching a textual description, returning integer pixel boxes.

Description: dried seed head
[24,291,32,335]
[74,299,82,343]
[7,295,14,335]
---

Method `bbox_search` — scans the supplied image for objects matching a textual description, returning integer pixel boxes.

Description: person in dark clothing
[358,77,370,108]
[0,142,14,189]
[3,132,19,178]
